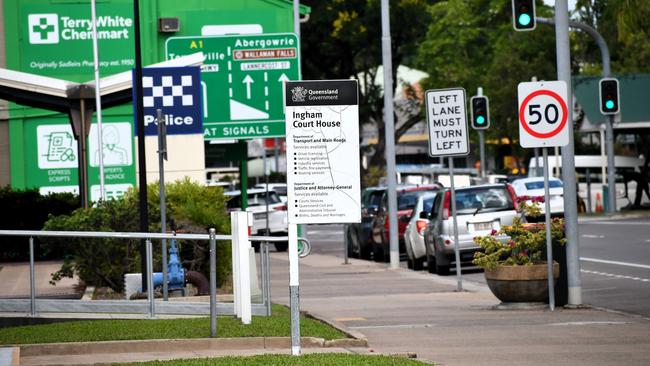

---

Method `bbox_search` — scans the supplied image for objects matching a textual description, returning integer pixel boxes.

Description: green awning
[573,74,650,128]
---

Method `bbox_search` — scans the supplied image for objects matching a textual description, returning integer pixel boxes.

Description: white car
[404,192,439,271]
[254,183,287,202]
[511,177,564,218]
[225,188,288,251]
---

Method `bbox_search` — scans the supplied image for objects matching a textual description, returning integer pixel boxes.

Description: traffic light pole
[477,87,486,181]
[538,16,616,215]
[538,2,583,306]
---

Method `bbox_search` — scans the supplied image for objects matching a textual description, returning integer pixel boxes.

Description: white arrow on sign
[278,73,290,83]
[243,75,254,99]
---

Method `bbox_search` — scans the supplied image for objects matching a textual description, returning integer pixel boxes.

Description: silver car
[423,184,519,275]
[404,192,439,270]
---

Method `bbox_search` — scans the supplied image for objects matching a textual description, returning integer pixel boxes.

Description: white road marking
[583,221,650,226]
[581,269,650,282]
[582,234,605,239]
[546,321,628,326]
[581,257,650,270]
[349,323,434,330]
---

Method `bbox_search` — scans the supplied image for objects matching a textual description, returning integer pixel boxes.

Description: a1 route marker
[518,80,569,148]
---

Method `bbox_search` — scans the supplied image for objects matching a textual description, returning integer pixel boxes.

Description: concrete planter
[484,262,559,303]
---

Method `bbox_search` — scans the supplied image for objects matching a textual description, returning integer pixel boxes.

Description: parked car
[225,188,288,251]
[423,183,519,275]
[511,177,564,220]
[404,191,440,270]
[254,183,288,202]
[371,184,442,262]
[345,186,386,259]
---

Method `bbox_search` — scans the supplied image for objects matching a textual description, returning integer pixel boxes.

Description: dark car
[371,184,442,262]
[345,187,386,259]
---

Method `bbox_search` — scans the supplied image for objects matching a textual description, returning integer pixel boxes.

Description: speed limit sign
[518,81,569,148]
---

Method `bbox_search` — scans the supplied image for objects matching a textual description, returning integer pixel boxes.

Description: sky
[543,0,578,12]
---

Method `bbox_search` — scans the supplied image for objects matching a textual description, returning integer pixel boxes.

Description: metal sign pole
[288,222,301,355]
[381,0,400,269]
[448,157,463,292]
[157,109,168,301]
[542,148,555,310]
[90,0,105,201]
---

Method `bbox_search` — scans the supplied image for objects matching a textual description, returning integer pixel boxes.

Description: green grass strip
[0,305,346,345]
[115,354,431,366]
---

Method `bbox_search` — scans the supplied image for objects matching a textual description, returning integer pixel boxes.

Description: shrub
[43,179,231,293]
[472,196,566,270]
[0,186,79,261]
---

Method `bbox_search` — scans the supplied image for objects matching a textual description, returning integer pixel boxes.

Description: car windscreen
[398,190,436,211]
[368,191,384,208]
[524,180,563,190]
[248,192,281,206]
[422,196,436,214]
[455,187,515,215]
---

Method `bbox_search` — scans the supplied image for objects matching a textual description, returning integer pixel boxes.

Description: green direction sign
[166,33,301,140]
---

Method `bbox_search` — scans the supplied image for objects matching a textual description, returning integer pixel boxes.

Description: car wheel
[373,245,384,262]
[359,242,373,260]
[412,257,424,271]
[427,253,437,274]
[436,259,450,276]
[407,257,414,269]
[346,231,357,258]
[274,242,288,252]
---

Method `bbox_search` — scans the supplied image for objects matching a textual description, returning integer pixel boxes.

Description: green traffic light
[518,13,531,26]
[606,100,615,109]
[476,116,485,125]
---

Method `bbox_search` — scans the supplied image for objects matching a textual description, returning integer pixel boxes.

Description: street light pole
[380,0,399,269]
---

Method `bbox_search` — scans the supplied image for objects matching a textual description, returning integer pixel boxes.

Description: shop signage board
[26,119,136,201]
[518,80,569,148]
[284,80,361,224]
[166,33,300,140]
[20,2,135,77]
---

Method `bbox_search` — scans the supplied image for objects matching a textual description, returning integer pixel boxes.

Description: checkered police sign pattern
[142,75,194,108]
[134,66,203,136]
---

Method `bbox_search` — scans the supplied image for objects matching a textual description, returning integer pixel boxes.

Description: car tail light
[385,218,390,230]
[442,190,451,219]
[273,204,287,211]
[248,227,252,236]
[506,184,520,212]
[416,219,428,235]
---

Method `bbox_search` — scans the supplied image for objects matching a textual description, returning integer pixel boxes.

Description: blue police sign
[133,66,203,136]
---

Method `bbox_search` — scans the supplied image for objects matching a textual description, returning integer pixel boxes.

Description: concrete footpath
[269,252,650,366]
[3,246,650,365]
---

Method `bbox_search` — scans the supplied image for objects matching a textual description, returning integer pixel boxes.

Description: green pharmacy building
[0,0,307,200]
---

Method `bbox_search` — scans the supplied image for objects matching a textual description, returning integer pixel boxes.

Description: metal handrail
[0,229,291,243]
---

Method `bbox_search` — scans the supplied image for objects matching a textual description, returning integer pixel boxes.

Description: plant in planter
[472,196,566,303]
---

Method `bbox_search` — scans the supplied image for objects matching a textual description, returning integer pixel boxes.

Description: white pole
[90,0,105,200]
[288,222,300,355]
[543,148,555,311]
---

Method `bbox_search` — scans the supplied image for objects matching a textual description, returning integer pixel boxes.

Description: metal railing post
[29,237,36,316]
[264,243,272,316]
[209,228,217,337]
[260,242,268,308]
[146,238,155,318]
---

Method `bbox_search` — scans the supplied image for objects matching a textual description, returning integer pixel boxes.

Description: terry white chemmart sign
[21,2,135,76]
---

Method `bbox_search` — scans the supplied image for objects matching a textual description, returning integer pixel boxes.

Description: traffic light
[512,0,536,31]
[599,78,620,115]
[470,96,490,130]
